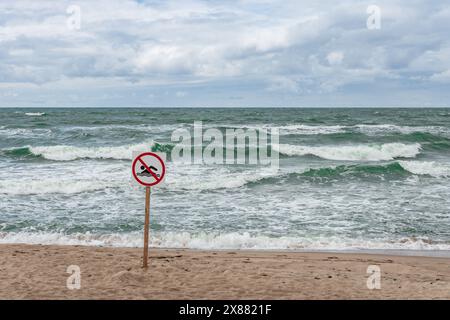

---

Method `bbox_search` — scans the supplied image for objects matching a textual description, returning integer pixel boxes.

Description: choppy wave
[1,147,40,159]
[354,124,450,136]
[299,162,407,178]
[1,141,174,161]
[1,231,449,251]
[298,161,450,179]
[0,127,52,138]
[60,123,185,134]
[220,123,450,137]
[29,142,154,161]
[0,178,124,195]
[278,123,450,137]
[275,143,421,161]
[3,160,447,196]
[24,112,46,116]
[398,161,450,178]
[241,161,450,186]
[0,141,426,164]
[272,124,346,135]
[165,167,280,191]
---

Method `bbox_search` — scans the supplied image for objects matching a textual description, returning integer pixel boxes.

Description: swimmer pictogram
[132,152,166,187]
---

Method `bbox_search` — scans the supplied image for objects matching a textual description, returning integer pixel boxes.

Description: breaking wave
[1,231,449,251]
[29,142,154,161]
[164,167,280,191]
[274,143,421,161]
[1,141,173,161]
[298,161,450,179]
[398,160,450,178]
[276,123,450,137]
[2,160,448,196]
[299,162,408,178]
[221,123,450,137]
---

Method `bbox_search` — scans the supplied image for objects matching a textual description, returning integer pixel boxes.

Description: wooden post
[143,186,151,268]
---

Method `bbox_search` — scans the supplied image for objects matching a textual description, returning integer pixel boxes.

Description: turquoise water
[1,108,450,250]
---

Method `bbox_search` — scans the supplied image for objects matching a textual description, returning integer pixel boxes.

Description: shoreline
[2,240,450,258]
[159,247,450,258]
[1,243,449,299]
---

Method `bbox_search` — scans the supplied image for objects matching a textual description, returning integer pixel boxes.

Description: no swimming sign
[132,152,166,187]
[131,151,166,268]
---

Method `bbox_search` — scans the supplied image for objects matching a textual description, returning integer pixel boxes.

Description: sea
[1,108,450,254]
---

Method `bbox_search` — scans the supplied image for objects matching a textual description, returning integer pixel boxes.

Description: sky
[0,0,450,107]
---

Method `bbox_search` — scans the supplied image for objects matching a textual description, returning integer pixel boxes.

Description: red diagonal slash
[138,157,160,182]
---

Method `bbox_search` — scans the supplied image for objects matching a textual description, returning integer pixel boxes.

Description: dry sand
[0,244,449,299]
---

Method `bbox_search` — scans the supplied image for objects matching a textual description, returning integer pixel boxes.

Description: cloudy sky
[1,0,449,107]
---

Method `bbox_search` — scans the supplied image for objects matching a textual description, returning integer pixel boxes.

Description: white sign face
[131,152,166,187]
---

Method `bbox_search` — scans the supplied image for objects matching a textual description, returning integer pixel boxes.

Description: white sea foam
[164,166,280,191]
[211,124,346,135]
[0,160,276,195]
[24,112,46,116]
[0,178,123,195]
[399,161,450,177]
[222,123,450,136]
[166,123,450,138]
[275,143,421,161]
[60,123,185,134]
[1,231,449,251]
[0,161,130,195]
[28,141,155,161]
[0,127,52,138]
[355,124,450,136]
[266,124,345,135]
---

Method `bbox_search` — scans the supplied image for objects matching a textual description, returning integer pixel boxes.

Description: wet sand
[0,244,449,299]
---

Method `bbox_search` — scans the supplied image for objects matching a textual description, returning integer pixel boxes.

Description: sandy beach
[0,244,449,300]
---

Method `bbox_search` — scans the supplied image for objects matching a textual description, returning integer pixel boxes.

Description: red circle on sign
[132,152,166,187]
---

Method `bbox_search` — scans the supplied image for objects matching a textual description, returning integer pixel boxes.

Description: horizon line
[1,106,450,109]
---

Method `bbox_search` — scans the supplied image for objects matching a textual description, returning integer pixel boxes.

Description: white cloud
[327,51,344,65]
[430,69,450,83]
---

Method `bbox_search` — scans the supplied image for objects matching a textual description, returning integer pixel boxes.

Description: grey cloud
[0,0,449,106]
